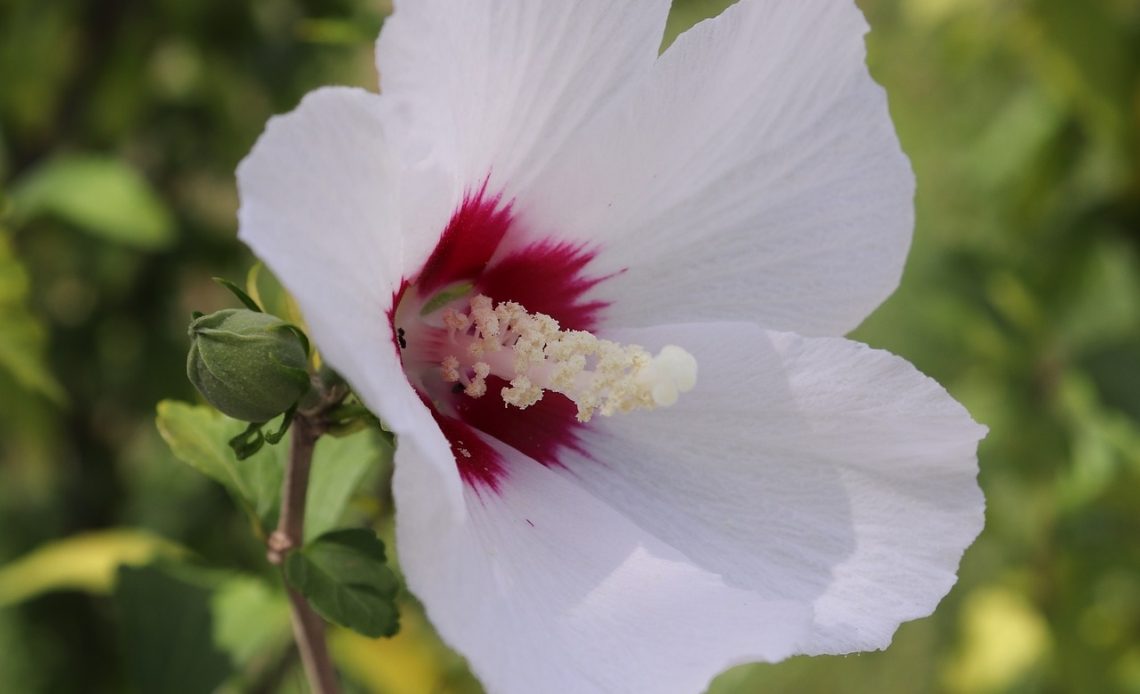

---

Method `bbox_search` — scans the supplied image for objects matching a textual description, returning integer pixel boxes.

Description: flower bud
[187,308,311,422]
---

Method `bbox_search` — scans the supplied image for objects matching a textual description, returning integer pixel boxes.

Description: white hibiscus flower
[237,0,986,692]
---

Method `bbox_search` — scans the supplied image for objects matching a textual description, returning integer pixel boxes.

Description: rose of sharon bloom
[237,0,986,691]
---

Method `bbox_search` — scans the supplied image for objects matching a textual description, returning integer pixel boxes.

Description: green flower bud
[187,308,311,422]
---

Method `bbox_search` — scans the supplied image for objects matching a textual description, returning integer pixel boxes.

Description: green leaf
[0,529,184,607]
[295,17,384,45]
[968,86,1064,190]
[155,400,282,534]
[9,154,175,249]
[284,528,400,638]
[118,565,292,693]
[304,430,387,542]
[210,575,291,666]
[115,564,233,694]
[0,232,65,403]
[155,402,385,540]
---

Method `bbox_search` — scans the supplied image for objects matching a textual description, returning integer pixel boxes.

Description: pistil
[438,295,697,422]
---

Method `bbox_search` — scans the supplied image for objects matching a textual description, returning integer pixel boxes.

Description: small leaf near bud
[186,308,311,423]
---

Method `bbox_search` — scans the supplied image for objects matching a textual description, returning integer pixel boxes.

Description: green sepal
[213,277,263,312]
[228,422,265,460]
[262,404,296,445]
[282,324,310,357]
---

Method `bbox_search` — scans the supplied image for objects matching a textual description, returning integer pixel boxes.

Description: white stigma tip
[651,381,679,407]
[655,345,699,394]
[437,296,698,421]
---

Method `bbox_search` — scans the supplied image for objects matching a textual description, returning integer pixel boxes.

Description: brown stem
[268,417,318,563]
[286,585,340,694]
[268,415,339,694]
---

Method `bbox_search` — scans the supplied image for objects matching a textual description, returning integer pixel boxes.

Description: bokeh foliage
[0,0,1138,692]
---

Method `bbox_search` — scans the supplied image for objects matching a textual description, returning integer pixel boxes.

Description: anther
[436,295,698,422]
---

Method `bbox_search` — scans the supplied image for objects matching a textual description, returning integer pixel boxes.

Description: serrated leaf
[0,233,65,403]
[304,431,387,542]
[9,154,175,249]
[115,564,232,694]
[285,529,399,638]
[155,400,282,534]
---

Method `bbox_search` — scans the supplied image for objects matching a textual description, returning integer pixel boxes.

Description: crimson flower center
[395,290,696,423]
[385,190,696,489]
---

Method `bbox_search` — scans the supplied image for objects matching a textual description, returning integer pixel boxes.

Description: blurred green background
[1,0,1138,692]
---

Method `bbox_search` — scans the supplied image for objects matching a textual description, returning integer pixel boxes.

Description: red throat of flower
[389,188,696,492]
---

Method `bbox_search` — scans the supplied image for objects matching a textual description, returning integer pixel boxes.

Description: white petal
[237,87,465,513]
[522,0,915,336]
[375,0,671,198]
[393,433,812,694]
[573,322,985,654]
